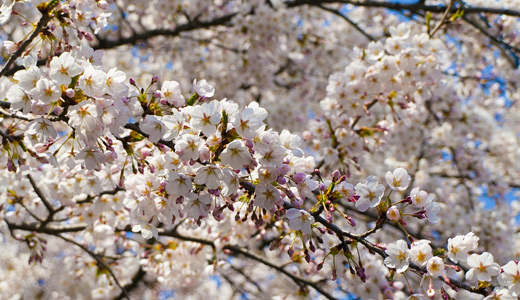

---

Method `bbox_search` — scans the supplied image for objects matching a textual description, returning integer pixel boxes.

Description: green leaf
[449,8,464,22]
[186,93,198,106]
[426,12,433,32]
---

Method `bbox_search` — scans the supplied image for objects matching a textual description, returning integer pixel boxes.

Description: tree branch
[285,0,520,18]
[0,2,59,78]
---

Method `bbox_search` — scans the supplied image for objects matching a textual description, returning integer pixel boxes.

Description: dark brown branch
[113,268,146,300]
[313,4,375,41]
[0,2,59,78]
[286,0,520,17]
[54,234,130,299]
[94,12,239,50]
[27,174,55,224]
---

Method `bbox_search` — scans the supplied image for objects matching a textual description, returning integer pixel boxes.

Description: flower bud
[293,172,306,184]
[386,206,400,221]
[98,0,109,9]
[153,90,162,98]
[65,88,75,98]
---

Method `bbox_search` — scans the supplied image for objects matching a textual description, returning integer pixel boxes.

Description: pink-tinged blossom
[386,205,400,221]
[336,181,355,200]
[185,193,212,219]
[161,81,185,107]
[105,67,127,96]
[385,168,411,191]
[190,100,222,136]
[297,175,319,200]
[193,79,215,98]
[410,187,434,207]
[175,134,203,162]
[161,110,183,141]
[466,252,501,282]
[255,184,280,210]
[67,101,99,131]
[139,115,166,143]
[13,65,41,91]
[32,78,61,104]
[166,171,192,196]
[132,223,158,240]
[355,176,385,212]
[425,202,440,224]
[498,261,520,295]
[235,102,267,139]
[75,147,106,170]
[49,52,83,85]
[6,85,32,113]
[426,257,444,276]
[25,118,57,143]
[194,165,223,190]
[447,232,479,263]
[409,240,433,267]
[220,140,253,170]
[384,240,409,273]
[286,208,314,235]
[79,66,107,97]
[484,288,516,300]
[221,168,239,197]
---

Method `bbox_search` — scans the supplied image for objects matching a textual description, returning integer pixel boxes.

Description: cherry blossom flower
[32,78,61,104]
[132,223,158,240]
[235,102,267,139]
[384,240,409,273]
[6,85,32,113]
[175,134,203,162]
[25,118,57,143]
[220,140,253,170]
[75,147,106,170]
[447,232,479,263]
[194,165,223,190]
[79,66,107,97]
[385,168,411,191]
[409,240,433,267]
[255,184,280,210]
[190,100,222,136]
[498,261,520,295]
[161,81,185,107]
[49,52,83,85]
[386,206,400,221]
[426,257,444,277]
[139,115,166,143]
[466,252,501,282]
[166,172,192,196]
[193,79,215,98]
[410,187,434,208]
[484,288,516,300]
[286,208,314,235]
[355,176,385,212]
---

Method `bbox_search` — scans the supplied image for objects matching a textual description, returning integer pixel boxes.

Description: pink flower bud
[84,32,94,42]
[302,130,312,141]
[34,143,49,153]
[65,88,75,98]
[386,205,401,221]
[293,172,306,184]
[98,0,109,9]
[53,106,63,115]
[3,41,17,54]
[276,164,290,176]
[331,170,341,181]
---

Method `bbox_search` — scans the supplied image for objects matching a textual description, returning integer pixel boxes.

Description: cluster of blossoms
[1,0,520,299]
